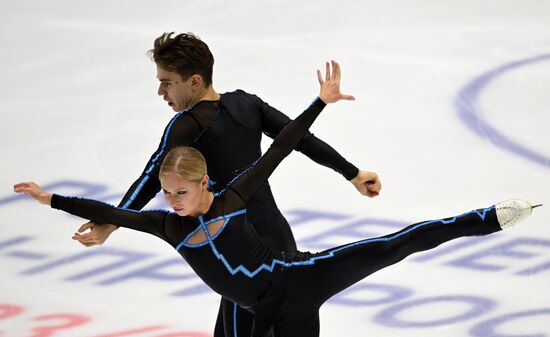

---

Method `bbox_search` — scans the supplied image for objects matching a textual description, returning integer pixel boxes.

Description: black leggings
[218,206,501,337]
[271,206,501,336]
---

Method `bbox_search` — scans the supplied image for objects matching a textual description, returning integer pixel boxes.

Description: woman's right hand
[14,181,53,206]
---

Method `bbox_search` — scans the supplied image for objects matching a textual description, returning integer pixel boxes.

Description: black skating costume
[51,98,502,337]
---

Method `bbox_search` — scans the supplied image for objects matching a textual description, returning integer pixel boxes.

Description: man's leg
[271,302,320,337]
[213,299,224,337]
[214,297,256,337]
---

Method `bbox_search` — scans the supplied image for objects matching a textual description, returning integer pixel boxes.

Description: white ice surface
[1,1,549,336]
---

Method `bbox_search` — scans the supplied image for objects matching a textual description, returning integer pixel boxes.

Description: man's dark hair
[148,32,214,86]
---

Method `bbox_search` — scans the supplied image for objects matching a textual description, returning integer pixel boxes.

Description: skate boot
[496,199,542,229]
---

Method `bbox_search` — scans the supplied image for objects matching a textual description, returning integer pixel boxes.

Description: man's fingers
[367,181,381,191]
[325,61,330,80]
[341,94,356,101]
[365,184,380,197]
[73,235,91,243]
[77,240,95,247]
[78,222,94,233]
[73,231,95,241]
[73,235,98,246]
[367,183,381,194]
[368,191,380,198]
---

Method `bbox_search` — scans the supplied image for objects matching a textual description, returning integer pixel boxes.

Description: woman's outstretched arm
[14,182,170,238]
[225,60,355,209]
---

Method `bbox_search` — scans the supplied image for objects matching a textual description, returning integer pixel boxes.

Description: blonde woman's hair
[160,146,207,182]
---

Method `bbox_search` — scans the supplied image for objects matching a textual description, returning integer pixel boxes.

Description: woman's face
[160,173,207,216]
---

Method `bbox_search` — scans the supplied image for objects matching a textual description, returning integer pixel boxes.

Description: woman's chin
[174,209,186,216]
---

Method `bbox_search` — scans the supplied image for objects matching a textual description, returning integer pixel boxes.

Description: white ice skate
[496,199,542,230]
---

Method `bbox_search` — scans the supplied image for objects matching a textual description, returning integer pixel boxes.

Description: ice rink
[1,1,549,336]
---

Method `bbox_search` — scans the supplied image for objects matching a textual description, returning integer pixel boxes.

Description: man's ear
[191,74,204,90]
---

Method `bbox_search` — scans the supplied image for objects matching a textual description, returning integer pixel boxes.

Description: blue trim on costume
[325,206,495,256]
[214,158,261,197]
[122,176,150,208]
[203,209,247,225]
[233,302,238,337]
[122,107,192,209]
[309,96,321,107]
[192,206,495,279]
[175,209,247,250]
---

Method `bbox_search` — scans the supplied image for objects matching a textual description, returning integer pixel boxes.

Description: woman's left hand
[317,60,355,104]
[14,182,53,206]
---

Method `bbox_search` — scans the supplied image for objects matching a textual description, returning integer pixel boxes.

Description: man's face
[156,65,195,112]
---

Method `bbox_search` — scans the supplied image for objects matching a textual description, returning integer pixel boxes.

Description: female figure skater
[14,61,538,337]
